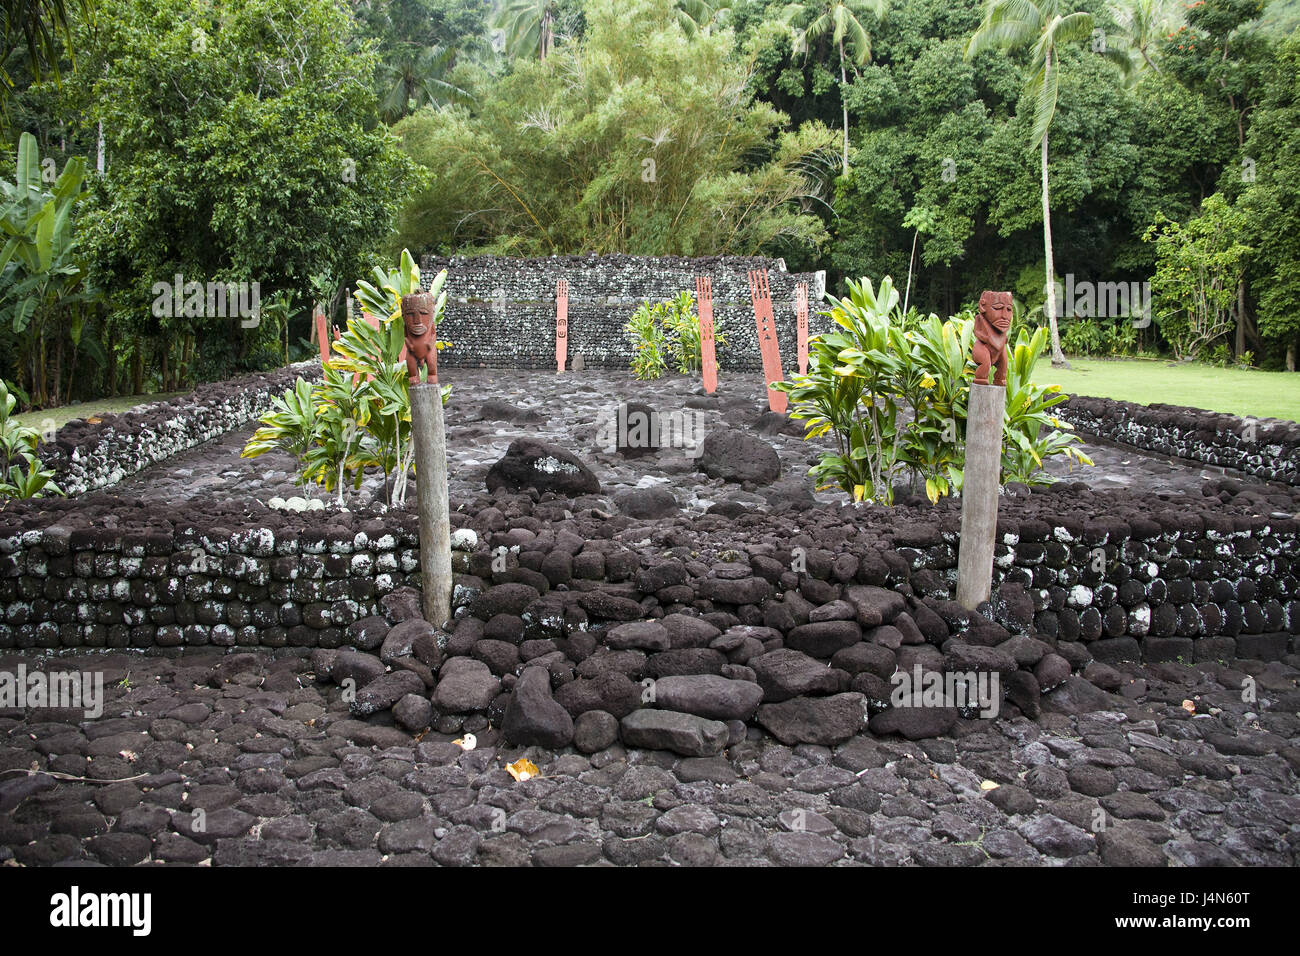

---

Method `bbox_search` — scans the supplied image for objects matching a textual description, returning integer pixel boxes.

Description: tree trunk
[53,334,63,407]
[840,43,850,176]
[132,342,144,396]
[1234,280,1246,356]
[1288,340,1296,373]
[904,228,918,315]
[1041,113,1067,368]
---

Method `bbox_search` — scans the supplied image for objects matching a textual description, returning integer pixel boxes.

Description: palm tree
[675,0,733,37]
[1111,0,1176,74]
[785,0,887,176]
[1,0,90,105]
[966,0,1103,367]
[377,42,476,124]
[496,0,561,61]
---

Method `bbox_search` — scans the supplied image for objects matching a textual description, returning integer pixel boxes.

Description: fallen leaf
[1181,699,1196,714]
[980,780,999,791]
[506,758,538,782]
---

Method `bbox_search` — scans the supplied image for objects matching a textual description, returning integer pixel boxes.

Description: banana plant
[0,133,90,407]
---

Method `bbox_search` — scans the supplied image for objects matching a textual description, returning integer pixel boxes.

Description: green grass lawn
[13,391,189,435]
[1033,358,1300,424]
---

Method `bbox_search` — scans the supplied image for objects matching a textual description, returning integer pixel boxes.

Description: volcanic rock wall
[2,490,1295,662]
[419,254,828,371]
[1057,395,1300,486]
[36,361,322,497]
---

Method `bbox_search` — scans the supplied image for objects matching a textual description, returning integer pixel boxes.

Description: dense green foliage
[1,0,1297,421]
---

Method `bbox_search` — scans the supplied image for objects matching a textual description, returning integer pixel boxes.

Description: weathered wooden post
[696,276,718,394]
[956,291,1013,609]
[402,291,452,627]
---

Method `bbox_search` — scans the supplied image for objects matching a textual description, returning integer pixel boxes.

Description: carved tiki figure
[972,290,1013,387]
[401,292,438,384]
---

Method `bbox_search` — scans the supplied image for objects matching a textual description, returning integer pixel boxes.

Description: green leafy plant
[1000,325,1093,483]
[1061,318,1104,356]
[0,378,61,499]
[0,132,92,409]
[243,254,451,508]
[660,290,728,374]
[776,275,1092,504]
[626,300,670,380]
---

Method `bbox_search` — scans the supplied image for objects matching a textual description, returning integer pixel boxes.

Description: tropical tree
[785,0,887,174]
[0,131,90,407]
[69,0,423,390]
[496,0,561,60]
[377,42,477,124]
[393,0,838,258]
[1,0,90,102]
[1110,0,1178,74]
[965,0,1128,367]
[674,0,732,36]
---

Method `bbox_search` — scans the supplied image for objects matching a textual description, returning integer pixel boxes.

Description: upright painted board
[795,281,809,376]
[696,276,718,394]
[748,269,787,414]
[315,311,330,365]
[556,279,569,373]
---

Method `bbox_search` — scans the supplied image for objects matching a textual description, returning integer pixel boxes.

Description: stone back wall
[419,254,828,372]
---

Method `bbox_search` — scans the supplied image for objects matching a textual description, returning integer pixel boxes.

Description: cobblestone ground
[2,647,1296,867]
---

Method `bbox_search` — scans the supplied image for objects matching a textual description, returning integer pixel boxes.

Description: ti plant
[775,275,1092,505]
[0,379,62,500]
[1000,324,1093,483]
[242,252,452,509]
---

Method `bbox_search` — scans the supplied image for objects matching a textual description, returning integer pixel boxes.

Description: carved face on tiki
[401,292,437,384]
[972,290,1013,387]
[979,291,1013,333]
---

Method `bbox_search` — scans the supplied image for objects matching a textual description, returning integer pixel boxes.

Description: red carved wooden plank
[556,279,569,373]
[696,275,717,394]
[795,281,809,375]
[748,269,787,413]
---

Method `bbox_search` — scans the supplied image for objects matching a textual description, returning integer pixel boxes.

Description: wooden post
[956,383,1006,609]
[555,279,569,373]
[748,269,787,413]
[410,382,452,628]
[696,276,718,394]
[315,311,329,365]
[795,281,810,375]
